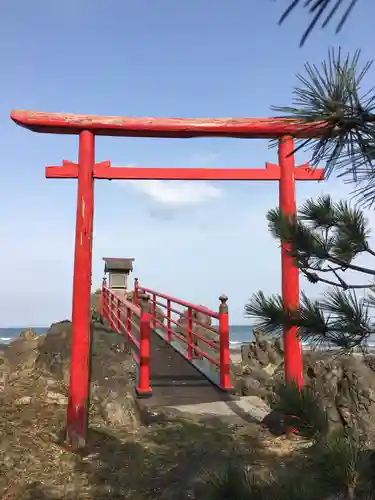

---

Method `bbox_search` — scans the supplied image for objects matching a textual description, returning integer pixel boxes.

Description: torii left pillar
[65,130,96,449]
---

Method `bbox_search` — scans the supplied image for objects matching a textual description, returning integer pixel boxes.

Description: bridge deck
[136,328,234,413]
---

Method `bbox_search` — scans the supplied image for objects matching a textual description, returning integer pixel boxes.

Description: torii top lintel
[11,110,329,139]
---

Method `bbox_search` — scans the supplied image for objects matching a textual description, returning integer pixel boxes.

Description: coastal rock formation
[235,329,375,436]
[298,352,375,436]
[36,320,138,422]
[0,320,143,499]
[175,306,218,358]
[2,327,41,386]
[235,328,284,399]
[0,320,139,440]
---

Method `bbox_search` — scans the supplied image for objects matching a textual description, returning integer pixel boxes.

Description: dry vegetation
[0,369,309,500]
[0,323,316,500]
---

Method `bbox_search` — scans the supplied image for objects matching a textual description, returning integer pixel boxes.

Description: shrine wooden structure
[11,109,326,449]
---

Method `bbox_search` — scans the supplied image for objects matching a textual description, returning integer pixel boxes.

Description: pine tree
[245,49,375,354]
[279,0,360,46]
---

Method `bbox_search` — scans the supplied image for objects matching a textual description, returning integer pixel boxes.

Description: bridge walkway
[101,282,236,416]
[138,327,234,415]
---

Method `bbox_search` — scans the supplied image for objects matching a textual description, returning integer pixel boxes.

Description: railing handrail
[134,279,232,391]
[103,286,141,315]
[101,280,152,396]
[138,285,220,319]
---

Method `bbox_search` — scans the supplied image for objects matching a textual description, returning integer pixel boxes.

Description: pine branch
[279,0,360,46]
[244,291,287,336]
[362,291,375,309]
[320,288,374,348]
[303,268,375,290]
[271,49,375,206]
[245,288,375,351]
[267,196,375,287]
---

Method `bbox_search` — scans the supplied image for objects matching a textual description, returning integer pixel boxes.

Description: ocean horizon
[3,325,375,353]
[0,324,256,347]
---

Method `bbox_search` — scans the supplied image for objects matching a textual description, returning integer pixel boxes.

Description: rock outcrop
[0,321,139,429]
[236,329,375,436]
[0,321,143,499]
[175,306,219,358]
[299,352,375,436]
[235,328,284,399]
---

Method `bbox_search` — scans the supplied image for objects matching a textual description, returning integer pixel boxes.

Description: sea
[3,325,375,354]
[0,327,49,345]
[0,324,254,348]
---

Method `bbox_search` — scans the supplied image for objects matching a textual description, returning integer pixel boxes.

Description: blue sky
[0,0,374,326]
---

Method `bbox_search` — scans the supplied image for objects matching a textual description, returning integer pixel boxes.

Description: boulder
[234,329,284,399]
[37,321,137,396]
[4,331,41,382]
[257,350,375,436]
[19,327,39,341]
[235,329,375,437]
[0,320,140,432]
[175,306,219,360]
[302,353,375,436]
[93,387,138,430]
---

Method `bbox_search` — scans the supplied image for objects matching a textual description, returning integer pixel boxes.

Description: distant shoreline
[2,327,374,360]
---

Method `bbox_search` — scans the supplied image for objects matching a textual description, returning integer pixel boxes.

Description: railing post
[152,293,157,328]
[187,308,193,359]
[133,278,139,306]
[126,307,132,341]
[219,295,233,391]
[101,277,106,318]
[109,293,114,330]
[137,293,152,396]
[167,299,172,342]
[116,297,121,333]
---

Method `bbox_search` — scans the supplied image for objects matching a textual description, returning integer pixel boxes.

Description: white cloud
[128,179,223,207]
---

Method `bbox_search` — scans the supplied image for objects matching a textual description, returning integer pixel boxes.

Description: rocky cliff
[235,329,375,437]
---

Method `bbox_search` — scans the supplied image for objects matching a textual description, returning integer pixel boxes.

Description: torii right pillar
[269,136,324,388]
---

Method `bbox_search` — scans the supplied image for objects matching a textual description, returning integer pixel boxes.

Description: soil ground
[0,324,309,500]
[0,372,307,500]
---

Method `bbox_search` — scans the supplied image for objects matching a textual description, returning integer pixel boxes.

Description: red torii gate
[11,110,325,449]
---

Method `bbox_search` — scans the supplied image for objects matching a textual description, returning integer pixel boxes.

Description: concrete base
[164,395,271,424]
[135,388,153,398]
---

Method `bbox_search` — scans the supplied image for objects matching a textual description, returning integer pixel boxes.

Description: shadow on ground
[77,416,265,500]
[13,413,280,500]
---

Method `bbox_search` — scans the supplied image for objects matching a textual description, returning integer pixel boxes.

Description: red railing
[101,278,152,396]
[134,278,232,391]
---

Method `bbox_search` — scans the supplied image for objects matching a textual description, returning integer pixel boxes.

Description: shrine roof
[103,258,134,273]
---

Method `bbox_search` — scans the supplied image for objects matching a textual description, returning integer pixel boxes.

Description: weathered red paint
[46,162,324,181]
[12,108,328,448]
[218,295,231,391]
[65,130,95,449]
[279,137,304,388]
[101,286,152,395]
[137,295,152,396]
[11,109,329,139]
[100,278,106,317]
[136,284,233,391]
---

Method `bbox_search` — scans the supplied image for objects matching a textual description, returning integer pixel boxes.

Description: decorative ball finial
[219,294,228,304]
